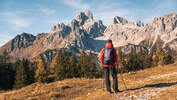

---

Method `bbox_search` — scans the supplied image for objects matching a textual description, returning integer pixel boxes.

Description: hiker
[99,39,120,93]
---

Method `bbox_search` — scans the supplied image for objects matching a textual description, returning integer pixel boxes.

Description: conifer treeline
[117,45,174,73]
[52,49,102,81]
[0,49,102,90]
[0,46,174,90]
[0,51,14,89]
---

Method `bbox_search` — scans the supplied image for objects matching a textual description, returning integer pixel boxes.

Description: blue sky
[0,0,177,47]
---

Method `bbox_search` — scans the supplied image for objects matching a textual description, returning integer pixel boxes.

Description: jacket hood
[105,43,113,48]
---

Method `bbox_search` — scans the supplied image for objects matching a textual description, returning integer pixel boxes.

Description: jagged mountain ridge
[0,11,106,61]
[0,11,177,62]
[97,13,177,54]
[98,13,177,46]
[0,32,49,60]
[42,11,106,51]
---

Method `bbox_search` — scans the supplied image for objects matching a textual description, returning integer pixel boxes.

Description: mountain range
[0,11,177,63]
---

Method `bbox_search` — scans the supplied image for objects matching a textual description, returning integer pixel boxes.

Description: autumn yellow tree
[152,44,173,66]
[35,56,48,83]
[49,52,60,74]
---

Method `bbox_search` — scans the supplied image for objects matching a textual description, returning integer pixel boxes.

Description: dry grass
[0,63,177,100]
[0,78,103,100]
[77,63,177,100]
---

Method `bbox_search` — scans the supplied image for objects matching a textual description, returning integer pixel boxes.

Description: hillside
[0,63,177,100]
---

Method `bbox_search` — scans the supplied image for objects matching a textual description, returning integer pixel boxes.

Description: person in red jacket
[99,39,119,93]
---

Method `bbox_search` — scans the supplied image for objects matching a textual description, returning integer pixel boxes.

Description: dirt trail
[113,72,177,100]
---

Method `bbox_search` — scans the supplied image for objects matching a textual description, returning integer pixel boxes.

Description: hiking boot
[108,91,113,94]
[114,89,120,93]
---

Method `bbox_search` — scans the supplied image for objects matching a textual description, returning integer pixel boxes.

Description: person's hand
[124,58,128,64]
[118,65,122,69]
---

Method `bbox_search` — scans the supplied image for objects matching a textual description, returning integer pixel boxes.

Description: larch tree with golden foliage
[152,44,174,66]
[35,56,48,83]
[49,52,60,74]
[152,44,161,66]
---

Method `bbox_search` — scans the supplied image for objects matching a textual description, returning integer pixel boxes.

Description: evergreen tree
[0,52,14,89]
[127,48,138,71]
[13,59,31,89]
[138,47,152,69]
[62,49,71,78]
[117,48,127,73]
[116,47,153,73]
[86,50,97,78]
[0,59,10,89]
[162,52,174,65]
[69,50,79,78]
[28,62,35,84]
[35,56,48,83]
[78,49,88,77]
[54,50,67,81]
[77,50,98,78]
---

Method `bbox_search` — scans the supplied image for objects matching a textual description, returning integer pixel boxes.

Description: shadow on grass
[122,81,177,92]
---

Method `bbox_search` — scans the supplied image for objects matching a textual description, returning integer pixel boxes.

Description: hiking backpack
[103,48,115,65]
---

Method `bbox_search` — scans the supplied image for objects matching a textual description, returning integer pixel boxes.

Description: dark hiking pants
[104,67,118,92]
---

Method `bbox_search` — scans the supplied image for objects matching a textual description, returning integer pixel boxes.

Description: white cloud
[1,12,32,29]
[36,4,56,15]
[39,8,56,15]
[61,0,90,10]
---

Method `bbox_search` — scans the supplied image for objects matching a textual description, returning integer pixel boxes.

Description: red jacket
[99,43,118,67]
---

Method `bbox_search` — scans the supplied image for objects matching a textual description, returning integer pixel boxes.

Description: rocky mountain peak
[10,33,36,50]
[70,19,79,30]
[16,33,36,42]
[152,13,177,24]
[85,10,93,20]
[136,20,144,27]
[97,20,103,25]
[76,11,94,25]
[147,13,177,33]
[50,23,69,34]
[153,13,177,23]
[113,16,128,25]
[165,13,177,18]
